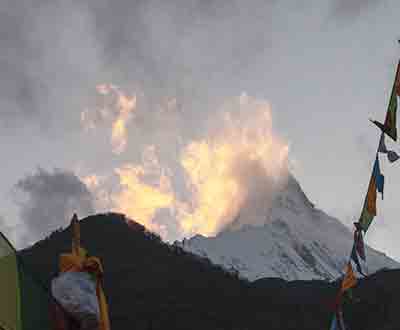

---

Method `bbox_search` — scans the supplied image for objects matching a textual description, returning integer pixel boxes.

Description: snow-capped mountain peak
[178,175,398,281]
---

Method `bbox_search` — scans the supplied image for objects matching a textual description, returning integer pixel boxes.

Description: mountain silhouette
[18,213,400,330]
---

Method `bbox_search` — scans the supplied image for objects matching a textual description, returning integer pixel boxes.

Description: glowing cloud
[83,92,289,240]
[112,146,175,237]
[178,94,289,236]
[81,84,137,154]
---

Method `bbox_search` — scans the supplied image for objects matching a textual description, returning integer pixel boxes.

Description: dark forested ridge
[18,213,400,330]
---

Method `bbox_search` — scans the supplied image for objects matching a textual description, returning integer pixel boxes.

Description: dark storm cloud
[15,168,94,241]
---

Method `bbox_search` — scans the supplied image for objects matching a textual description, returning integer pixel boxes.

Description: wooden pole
[71,214,80,256]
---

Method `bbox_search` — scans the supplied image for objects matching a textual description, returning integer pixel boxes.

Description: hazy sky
[2,0,400,259]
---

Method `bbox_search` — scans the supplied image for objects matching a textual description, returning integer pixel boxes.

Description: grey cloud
[1,0,399,258]
[2,0,383,134]
[14,168,94,242]
[0,1,105,132]
[0,215,19,249]
[355,133,376,170]
[0,215,12,239]
[331,0,382,18]
[0,2,38,121]
[0,0,279,132]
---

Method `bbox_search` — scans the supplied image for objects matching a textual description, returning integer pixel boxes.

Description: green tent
[0,232,53,330]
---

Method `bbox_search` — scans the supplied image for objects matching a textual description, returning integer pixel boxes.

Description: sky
[1,0,400,260]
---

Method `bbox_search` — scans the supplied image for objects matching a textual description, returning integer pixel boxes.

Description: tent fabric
[0,232,53,330]
[0,233,20,330]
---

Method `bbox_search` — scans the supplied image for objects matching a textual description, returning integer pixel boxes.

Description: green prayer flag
[359,206,375,232]
[370,60,399,141]
[384,86,397,141]
[0,232,53,330]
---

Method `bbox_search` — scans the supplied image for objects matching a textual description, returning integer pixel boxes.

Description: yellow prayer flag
[366,176,377,216]
[341,263,357,292]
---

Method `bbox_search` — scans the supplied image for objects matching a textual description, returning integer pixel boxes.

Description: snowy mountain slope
[179,175,399,281]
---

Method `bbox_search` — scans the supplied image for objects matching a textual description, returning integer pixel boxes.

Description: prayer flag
[341,263,357,292]
[370,60,400,141]
[372,157,385,199]
[378,133,400,163]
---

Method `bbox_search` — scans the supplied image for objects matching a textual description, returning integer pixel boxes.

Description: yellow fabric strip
[341,263,357,292]
[96,282,111,330]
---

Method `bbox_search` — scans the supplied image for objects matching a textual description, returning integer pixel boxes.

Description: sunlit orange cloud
[80,174,114,213]
[81,84,137,154]
[111,146,175,236]
[177,94,289,236]
[82,174,101,189]
[83,92,289,240]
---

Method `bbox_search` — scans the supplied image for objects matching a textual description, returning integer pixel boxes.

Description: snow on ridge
[179,175,399,281]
